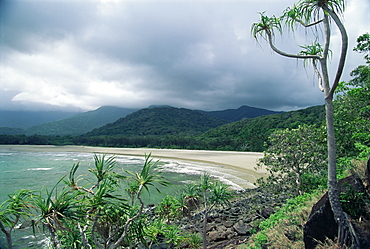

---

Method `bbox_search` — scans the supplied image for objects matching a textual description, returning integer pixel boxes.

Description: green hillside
[0,105,325,150]
[86,106,229,137]
[25,106,136,136]
[74,105,325,151]
[197,105,325,151]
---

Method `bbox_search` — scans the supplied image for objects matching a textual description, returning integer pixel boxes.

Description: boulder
[303,174,367,248]
[260,207,274,218]
[233,220,252,235]
[208,225,234,242]
[224,221,234,228]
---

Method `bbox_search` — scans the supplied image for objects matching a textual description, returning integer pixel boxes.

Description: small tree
[0,190,33,249]
[32,180,83,249]
[182,173,233,249]
[251,0,360,246]
[28,154,171,249]
[258,125,327,195]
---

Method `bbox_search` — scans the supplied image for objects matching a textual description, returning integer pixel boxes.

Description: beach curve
[0,145,267,188]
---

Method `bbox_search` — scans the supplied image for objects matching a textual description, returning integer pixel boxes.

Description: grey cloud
[1,0,368,112]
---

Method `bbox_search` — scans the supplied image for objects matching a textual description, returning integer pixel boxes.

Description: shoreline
[0,145,267,188]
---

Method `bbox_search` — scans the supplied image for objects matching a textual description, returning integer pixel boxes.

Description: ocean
[0,149,252,248]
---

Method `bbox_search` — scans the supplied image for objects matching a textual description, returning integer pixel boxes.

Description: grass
[243,190,324,249]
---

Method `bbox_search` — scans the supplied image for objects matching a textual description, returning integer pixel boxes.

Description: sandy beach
[0,145,267,188]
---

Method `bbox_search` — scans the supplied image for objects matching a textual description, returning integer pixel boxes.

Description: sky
[1,0,369,112]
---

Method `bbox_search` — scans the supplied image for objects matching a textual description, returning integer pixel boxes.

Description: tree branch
[313,60,324,92]
[296,18,324,27]
[266,30,321,60]
[112,184,145,248]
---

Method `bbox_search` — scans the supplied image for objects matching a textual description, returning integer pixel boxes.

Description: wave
[27,168,53,171]
[159,159,255,190]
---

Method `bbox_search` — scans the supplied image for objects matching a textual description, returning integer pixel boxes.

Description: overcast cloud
[1,0,369,112]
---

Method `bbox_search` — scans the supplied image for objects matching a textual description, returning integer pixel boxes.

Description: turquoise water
[0,149,252,248]
[0,150,203,204]
[0,150,199,248]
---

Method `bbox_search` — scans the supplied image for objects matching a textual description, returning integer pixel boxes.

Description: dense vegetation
[0,105,324,152]
[86,106,229,137]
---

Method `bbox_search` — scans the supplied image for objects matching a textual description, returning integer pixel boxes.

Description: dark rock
[260,207,274,218]
[303,174,366,249]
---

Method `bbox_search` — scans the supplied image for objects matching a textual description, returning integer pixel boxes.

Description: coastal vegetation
[0,1,368,247]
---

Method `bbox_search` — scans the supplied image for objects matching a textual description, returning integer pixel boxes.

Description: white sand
[0,145,267,188]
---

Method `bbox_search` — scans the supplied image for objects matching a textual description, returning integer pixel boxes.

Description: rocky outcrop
[303,174,370,249]
[176,188,290,248]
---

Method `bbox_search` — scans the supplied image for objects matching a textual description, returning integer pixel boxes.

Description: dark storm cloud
[1,0,368,111]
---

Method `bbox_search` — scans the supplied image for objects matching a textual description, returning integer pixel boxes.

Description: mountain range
[86,106,229,137]
[0,105,282,136]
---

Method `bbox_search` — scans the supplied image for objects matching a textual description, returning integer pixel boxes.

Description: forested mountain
[0,110,77,128]
[197,105,325,151]
[86,106,229,137]
[24,106,137,136]
[0,105,325,150]
[201,105,284,121]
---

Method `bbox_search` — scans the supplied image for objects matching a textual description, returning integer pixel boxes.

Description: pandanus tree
[0,190,33,249]
[252,0,359,246]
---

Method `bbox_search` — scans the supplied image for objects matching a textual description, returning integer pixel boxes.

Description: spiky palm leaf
[251,12,282,41]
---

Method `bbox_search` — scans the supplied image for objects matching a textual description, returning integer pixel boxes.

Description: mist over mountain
[0,110,78,128]
[23,106,137,136]
[0,105,284,136]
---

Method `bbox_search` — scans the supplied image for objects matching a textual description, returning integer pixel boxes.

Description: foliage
[0,105,325,152]
[197,105,325,152]
[156,195,183,222]
[180,173,233,249]
[335,33,370,161]
[353,33,370,63]
[185,232,202,249]
[257,125,327,195]
[31,178,84,249]
[0,190,33,249]
[86,106,229,137]
[6,154,175,249]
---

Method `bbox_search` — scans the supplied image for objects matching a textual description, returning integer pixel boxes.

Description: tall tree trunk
[325,95,346,222]
[320,12,347,235]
